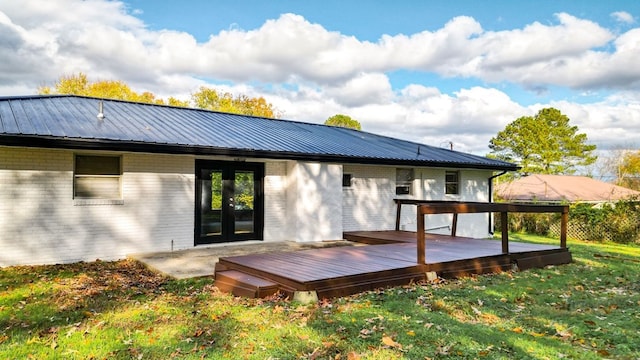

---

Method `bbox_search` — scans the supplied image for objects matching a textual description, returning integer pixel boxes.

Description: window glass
[74,155,121,199]
[445,171,459,195]
[342,174,352,187]
[396,168,414,195]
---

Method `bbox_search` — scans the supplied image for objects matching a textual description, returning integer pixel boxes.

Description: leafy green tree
[38,73,189,107]
[489,108,596,176]
[324,114,362,130]
[617,150,640,190]
[191,86,280,118]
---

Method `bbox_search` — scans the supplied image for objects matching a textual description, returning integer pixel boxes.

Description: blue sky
[130,1,621,41]
[129,0,628,104]
[1,0,640,175]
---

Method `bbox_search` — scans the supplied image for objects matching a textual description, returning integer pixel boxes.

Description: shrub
[495,198,640,244]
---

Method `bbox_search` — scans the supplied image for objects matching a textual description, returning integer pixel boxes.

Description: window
[396,168,414,195]
[342,173,352,187]
[74,155,122,199]
[445,171,459,195]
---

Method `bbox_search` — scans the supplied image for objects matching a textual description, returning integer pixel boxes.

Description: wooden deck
[214,231,572,299]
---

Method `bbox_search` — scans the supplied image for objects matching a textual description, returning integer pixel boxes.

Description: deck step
[215,270,280,298]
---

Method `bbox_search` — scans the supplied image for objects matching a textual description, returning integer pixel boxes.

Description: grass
[0,235,639,359]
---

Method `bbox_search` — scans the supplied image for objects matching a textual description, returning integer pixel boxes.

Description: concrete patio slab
[129,240,357,279]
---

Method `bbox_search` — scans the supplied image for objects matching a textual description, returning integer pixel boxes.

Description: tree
[488,108,596,176]
[38,73,189,107]
[191,87,280,118]
[324,114,362,130]
[617,150,640,190]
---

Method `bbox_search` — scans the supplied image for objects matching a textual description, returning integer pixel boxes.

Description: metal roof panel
[0,95,518,170]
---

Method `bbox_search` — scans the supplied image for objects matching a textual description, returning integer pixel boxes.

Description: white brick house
[0,95,516,266]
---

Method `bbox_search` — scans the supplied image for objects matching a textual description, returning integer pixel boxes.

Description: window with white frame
[74,155,122,199]
[396,168,414,195]
[445,170,460,195]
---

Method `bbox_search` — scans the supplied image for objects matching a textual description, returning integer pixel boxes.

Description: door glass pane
[201,170,222,236]
[234,171,254,234]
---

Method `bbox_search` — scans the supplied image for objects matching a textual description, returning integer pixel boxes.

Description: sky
[1,0,640,167]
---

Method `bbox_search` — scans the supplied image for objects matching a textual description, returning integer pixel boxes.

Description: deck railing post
[451,213,458,237]
[417,205,426,264]
[560,206,568,249]
[395,200,402,231]
[501,211,509,253]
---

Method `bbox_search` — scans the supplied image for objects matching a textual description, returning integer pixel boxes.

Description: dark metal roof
[0,95,518,170]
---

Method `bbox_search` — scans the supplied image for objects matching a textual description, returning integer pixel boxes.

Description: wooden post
[417,206,426,264]
[395,201,402,231]
[451,213,458,237]
[501,211,509,253]
[560,206,568,249]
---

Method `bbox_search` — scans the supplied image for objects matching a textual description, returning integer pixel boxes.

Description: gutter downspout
[488,171,508,235]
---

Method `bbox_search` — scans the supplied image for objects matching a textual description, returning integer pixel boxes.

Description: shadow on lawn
[0,260,167,349]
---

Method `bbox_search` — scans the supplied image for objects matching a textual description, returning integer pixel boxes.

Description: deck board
[223,246,417,282]
[216,231,570,298]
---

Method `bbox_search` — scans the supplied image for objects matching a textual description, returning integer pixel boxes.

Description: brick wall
[263,161,288,241]
[342,164,396,231]
[285,161,343,242]
[0,145,495,265]
[342,165,493,238]
[0,147,194,266]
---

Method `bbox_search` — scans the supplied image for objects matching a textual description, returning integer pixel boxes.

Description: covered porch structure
[214,201,572,299]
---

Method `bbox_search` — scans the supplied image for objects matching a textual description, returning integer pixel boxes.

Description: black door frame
[195,160,264,245]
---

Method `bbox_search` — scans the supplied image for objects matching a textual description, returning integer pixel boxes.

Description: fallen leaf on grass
[597,349,610,356]
[322,340,334,348]
[381,335,402,349]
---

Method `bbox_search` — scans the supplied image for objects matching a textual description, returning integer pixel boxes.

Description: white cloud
[611,11,635,24]
[324,73,393,107]
[0,2,635,92]
[549,95,640,150]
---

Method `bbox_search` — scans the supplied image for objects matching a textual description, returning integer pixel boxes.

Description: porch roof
[0,95,517,170]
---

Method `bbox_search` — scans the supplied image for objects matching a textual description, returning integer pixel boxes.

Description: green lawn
[1,235,638,359]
